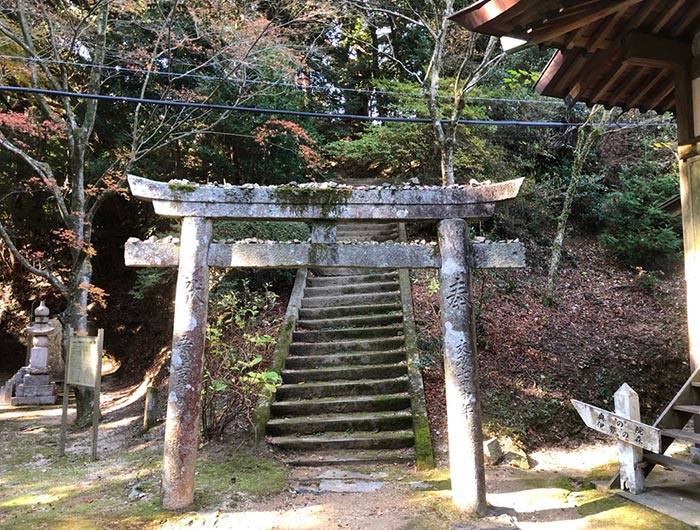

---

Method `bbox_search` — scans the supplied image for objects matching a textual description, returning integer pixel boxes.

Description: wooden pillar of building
[162,217,213,510]
[438,219,487,515]
[677,32,700,373]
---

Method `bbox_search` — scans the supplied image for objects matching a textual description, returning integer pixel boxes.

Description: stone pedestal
[1,302,57,406]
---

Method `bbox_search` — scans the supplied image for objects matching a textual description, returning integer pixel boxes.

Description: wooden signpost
[573,383,657,494]
[59,328,104,461]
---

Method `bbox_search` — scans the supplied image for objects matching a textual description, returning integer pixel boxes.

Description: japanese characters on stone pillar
[162,217,213,510]
[438,219,487,515]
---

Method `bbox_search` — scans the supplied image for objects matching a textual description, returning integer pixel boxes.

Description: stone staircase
[266,221,428,466]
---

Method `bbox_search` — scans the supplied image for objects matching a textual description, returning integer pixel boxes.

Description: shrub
[200,274,282,440]
[598,164,681,269]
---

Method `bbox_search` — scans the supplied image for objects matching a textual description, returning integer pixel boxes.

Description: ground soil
[1,385,695,530]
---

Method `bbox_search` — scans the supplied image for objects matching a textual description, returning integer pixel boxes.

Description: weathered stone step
[674,405,700,415]
[335,222,398,232]
[284,350,406,369]
[304,281,399,298]
[283,448,415,466]
[289,336,405,356]
[275,377,409,401]
[307,272,398,287]
[661,428,700,445]
[266,410,413,436]
[298,303,402,320]
[302,291,401,309]
[296,312,403,330]
[271,393,411,415]
[644,452,700,477]
[293,324,402,342]
[268,430,414,451]
[336,234,397,242]
[282,363,407,384]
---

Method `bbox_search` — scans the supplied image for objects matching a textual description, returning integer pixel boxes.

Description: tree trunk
[63,258,97,428]
[544,105,608,301]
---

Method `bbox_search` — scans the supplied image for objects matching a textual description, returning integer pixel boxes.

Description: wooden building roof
[451,0,700,113]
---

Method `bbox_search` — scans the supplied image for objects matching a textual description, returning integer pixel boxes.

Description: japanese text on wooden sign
[571,400,661,453]
[66,337,101,388]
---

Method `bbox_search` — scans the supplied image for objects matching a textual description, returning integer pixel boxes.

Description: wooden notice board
[59,328,104,460]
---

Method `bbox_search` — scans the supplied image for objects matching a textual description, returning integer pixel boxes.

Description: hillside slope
[414,232,689,449]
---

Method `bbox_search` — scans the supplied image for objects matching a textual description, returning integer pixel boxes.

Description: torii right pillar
[678,32,700,374]
[438,218,487,515]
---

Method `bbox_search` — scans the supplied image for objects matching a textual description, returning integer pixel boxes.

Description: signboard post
[59,328,104,461]
[572,383,659,494]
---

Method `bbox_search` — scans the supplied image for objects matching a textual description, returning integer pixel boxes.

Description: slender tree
[341,0,504,185]
[0,0,305,426]
[544,104,610,301]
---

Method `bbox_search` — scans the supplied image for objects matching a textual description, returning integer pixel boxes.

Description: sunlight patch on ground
[158,505,326,529]
[529,443,618,475]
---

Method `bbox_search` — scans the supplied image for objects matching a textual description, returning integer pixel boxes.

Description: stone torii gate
[125,175,525,513]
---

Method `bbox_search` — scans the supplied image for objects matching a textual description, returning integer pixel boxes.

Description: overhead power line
[0,85,675,129]
[0,53,570,107]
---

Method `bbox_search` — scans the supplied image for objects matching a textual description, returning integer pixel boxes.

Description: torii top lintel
[127,175,523,222]
[451,0,700,115]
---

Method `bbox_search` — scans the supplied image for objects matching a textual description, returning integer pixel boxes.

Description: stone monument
[0,302,57,405]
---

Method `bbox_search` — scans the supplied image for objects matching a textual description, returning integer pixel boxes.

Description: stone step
[268,430,415,451]
[307,272,398,287]
[289,336,405,356]
[297,312,403,330]
[266,410,413,436]
[304,281,399,298]
[271,393,411,415]
[282,363,407,384]
[283,448,415,466]
[293,324,403,342]
[301,291,401,309]
[674,405,700,415]
[644,452,700,477]
[298,303,402,320]
[661,429,700,445]
[284,350,406,370]
[336,234,397,242]
[275,377,409,401]
[335,222,398,231]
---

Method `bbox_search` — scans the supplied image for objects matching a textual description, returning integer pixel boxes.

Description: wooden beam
[671,68,696,145]
[588,9,625,52]
[672,3,700,38]
[449,0,523,31]
[124,239,526,271]
[524,0,644,48]
[627,68,667,109]
[622,31,692,68]
[650,0,685,35]
[591,62,628,102]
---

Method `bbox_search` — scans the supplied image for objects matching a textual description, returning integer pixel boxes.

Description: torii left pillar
[162,217,212,510]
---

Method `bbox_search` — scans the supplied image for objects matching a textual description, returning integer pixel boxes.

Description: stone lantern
[1,302,57,405]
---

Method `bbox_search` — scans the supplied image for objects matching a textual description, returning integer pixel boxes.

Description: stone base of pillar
[0,366,56,406]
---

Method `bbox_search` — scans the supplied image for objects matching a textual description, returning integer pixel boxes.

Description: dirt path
[0,380,695,530]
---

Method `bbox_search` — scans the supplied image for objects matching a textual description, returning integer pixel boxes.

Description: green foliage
[213,220,310,242]
[503,68,540,90]
[598,163,682,268]
[129,269,175,300]
[201,275,282,440]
